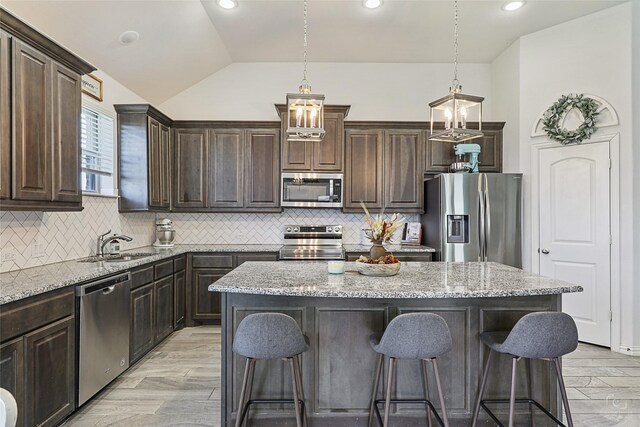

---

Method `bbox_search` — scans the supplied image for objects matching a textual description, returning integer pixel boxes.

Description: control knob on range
[334,226,341,233]
[327,227,333,232]
[286,227,292,233]
[293,227,299,233]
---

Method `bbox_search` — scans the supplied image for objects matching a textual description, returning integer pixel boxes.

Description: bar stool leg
[508,357,519,427]
[235,358,253,427]
[472,349,494,427]
[368,353,384,427]
[294,355,308,427]
[383,357,397,427]
[289,357,303,427]
[526,358,535,427]
[241,359,256,427]
[431,358,450,427]
[421,359,433,427]
[553,358,574,427]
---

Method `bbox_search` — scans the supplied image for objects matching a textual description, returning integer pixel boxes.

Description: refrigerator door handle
[484,188,490,262]
[478,189,485,261]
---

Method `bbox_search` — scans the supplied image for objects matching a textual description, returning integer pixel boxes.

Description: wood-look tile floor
[62,326,640,426]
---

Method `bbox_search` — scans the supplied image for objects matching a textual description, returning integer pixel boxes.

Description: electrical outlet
[1,250,16,262]
[32,243,45,259]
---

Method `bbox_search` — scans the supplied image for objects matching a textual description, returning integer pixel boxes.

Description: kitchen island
[209,261,582,427]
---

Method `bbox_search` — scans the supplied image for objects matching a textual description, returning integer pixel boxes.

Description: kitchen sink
[78,253,155,263]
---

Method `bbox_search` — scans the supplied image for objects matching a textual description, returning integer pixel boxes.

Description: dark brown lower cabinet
[192,269,228,321]
[154,276,174,342]
[174,270,185,328]
[130,283,155,362]
[24,316,75,427]
[0,337,24,427]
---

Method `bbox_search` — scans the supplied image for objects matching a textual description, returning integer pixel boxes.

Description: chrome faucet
[96,230,133,257]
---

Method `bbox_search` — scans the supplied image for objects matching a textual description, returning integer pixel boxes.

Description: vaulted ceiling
[1,0,622,104]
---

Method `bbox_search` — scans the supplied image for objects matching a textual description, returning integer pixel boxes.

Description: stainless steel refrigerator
[421,173,522,267]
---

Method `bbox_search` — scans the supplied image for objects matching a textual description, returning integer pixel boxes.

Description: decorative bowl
[355,261,401,277]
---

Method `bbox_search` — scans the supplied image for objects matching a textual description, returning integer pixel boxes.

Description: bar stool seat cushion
[233,313,309,359]
[370,313,452,359]
[479,312,578,359]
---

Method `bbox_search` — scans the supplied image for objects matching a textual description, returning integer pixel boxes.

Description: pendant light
[285,0,325,142]
[429,0,484,142]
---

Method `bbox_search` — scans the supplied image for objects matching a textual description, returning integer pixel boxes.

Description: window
[81,106,114,195]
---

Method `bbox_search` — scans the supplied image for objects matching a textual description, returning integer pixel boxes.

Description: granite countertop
[0,244,281,305]
[208,261,583,299]
[343,244,435,253]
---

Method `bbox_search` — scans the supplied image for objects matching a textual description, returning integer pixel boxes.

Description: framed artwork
[82,73,103,102]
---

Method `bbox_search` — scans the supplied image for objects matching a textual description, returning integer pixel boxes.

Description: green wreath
[542,94,599,145]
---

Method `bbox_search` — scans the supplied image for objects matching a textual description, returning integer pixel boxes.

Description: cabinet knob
[541,248,550,255]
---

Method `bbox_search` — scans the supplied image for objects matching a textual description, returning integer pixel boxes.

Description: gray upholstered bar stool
[233,313,309,427]
[368,313,453,427]
[471,312,578,427]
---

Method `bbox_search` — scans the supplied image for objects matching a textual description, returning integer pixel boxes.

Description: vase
[369,241,387,260]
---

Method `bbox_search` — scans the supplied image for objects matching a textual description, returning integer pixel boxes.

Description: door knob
[541,248,550,254]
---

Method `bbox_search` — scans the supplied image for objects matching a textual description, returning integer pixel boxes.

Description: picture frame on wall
[82,73,103,102]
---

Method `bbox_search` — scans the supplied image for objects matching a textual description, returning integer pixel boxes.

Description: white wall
[515,3,634,352]
[160,62,493,122]
[490,40,520,173]
[632,0,640,351]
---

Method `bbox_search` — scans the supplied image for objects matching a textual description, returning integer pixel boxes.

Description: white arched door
[539,142,611,347]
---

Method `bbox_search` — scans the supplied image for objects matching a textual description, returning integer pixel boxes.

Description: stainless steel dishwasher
[76,272,131,406]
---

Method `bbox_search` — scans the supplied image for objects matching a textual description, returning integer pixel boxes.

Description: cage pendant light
[286,0,325,142]
[429,0,484,143]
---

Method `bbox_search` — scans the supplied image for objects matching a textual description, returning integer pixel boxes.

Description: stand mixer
[153,218,176,247]
[450,143,481,173]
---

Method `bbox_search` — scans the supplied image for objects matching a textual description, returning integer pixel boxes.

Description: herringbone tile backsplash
[0,198,418,273]
[0,196,155,273]
[166,210,419,246]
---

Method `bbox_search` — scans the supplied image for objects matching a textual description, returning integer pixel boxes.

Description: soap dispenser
[109,235,121,255]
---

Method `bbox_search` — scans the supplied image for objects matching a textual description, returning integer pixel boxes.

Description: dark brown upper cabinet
[0,31,11,200]
[115,104,172,212]
[344,129,384,211]
[0,8,95,211]
[173,127,208,210]
[277,105,350,172]
[384,130,423,211]
[208,129,244,209]
[424,122,505,174]
[245,128,280,210]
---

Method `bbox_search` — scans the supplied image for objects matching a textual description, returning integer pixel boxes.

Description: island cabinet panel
[316,308,388,411]
[0,338,24,427]
[0,31,10,200]
[24,316,75,427]
[11,39,51,202]
[130,283,155,362]
[244,129,280,209]
[154,275,174,343]
[220,293,561,426]
[384,130,423,211]
[173,128,208,209]
[208,129,244,208]
[425,125,504,174]
[51,63,81,203]
[344,130,384,211]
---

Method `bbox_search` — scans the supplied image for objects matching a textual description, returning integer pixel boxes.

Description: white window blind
[81,106,113,176]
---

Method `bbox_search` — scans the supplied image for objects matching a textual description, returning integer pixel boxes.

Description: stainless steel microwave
[281,173,343,208]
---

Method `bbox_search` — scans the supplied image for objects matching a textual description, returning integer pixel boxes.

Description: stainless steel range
[279,225,345,260]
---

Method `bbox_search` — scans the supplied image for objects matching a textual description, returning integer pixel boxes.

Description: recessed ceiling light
[119,30,139,45]
[502,1,526,12]
[363,0,383,9]
[217,0,237,9]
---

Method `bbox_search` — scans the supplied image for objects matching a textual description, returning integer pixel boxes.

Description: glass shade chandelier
[429,0,484,143]
[286,0,325,142]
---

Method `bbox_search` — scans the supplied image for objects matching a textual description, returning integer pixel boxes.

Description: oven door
[281,173,343,208]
